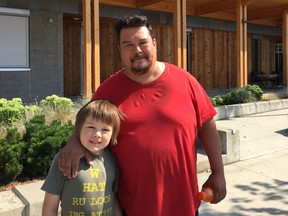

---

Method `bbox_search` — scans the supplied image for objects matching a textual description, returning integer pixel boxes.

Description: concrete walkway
[1,108,287,216]
[198,108,288,216]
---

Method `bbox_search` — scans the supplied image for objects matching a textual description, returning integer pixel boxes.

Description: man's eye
[124,44,133,50]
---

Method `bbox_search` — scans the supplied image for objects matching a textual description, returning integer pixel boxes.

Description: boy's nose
[93,130,101,137]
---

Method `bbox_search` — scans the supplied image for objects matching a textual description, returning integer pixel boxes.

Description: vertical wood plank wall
[190,28,281,89]
[63,18,81,95]
[191,28,237,89]
[96,19,281,89]
[99,19,122,82]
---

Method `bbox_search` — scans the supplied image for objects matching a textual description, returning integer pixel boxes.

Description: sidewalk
[198,108,288,216]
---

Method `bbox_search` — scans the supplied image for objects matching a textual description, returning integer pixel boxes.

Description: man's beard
[130,53,152,74]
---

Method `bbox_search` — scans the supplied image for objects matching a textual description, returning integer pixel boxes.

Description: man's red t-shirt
[92,63,216,216]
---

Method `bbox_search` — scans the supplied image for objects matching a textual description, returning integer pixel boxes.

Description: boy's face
[80,117,113,155]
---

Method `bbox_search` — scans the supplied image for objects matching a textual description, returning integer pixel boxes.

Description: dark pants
[122,210,199,216]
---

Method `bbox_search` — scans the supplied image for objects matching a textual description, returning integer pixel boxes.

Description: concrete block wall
[12,181,45,216]
[218,127,240,164]
[0,11,64,103]
[214,99,288,120]
[0,190,25,216]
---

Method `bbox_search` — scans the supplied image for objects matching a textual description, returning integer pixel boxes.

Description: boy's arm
[114,193,123,216]
[42,192,60,216]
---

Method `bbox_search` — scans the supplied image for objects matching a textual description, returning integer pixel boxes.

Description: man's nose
[133,44,142,53]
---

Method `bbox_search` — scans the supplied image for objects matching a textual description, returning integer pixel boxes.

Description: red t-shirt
[93,63,216,216]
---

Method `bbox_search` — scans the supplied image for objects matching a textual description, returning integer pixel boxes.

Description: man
[59,15,226,216]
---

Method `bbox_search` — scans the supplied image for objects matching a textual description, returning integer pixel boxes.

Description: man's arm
[57,133,93,178]
[198,118,227,204]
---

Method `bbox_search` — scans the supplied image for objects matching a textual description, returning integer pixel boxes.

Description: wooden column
[283,9,288,89]
[236,1,248,87]
[242,5,248,85]
[92,0,100,93]
[173,0,187,70]
[83,0,92,98]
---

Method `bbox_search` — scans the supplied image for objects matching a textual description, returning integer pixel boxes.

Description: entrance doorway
[63,14,82,96]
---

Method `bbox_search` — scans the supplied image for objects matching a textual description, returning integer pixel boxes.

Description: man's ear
[153,38,157,46]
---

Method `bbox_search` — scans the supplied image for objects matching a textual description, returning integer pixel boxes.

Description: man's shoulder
[101,69,123,84]
[165,62,195,79]
[94,69,124,97]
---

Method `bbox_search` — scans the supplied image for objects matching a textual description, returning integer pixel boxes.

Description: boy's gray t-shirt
[41,148,119,216]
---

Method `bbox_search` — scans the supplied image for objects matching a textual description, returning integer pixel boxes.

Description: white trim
[0,7,30,16]
[0,68,31,72]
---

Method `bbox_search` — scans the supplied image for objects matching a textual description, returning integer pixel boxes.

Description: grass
[261,89,288,101]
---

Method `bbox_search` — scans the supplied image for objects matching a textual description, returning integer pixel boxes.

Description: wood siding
[63,18,282,94]
[63,18,82,96]
[99,19,122,82]
[191,28,237,89]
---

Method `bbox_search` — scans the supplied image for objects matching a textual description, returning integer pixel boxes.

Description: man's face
[118,26,157,75]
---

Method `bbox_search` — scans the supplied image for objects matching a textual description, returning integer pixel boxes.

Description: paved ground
[198,108,288,216]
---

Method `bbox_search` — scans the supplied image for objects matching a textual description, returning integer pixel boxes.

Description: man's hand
[202,171,226,204]
[57,133,93,178]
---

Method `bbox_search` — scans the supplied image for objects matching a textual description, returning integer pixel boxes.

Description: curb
[214,99,288,120]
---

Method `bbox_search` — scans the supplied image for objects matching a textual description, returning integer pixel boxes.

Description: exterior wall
[29,11,64,103]
[191,28,237,89]
[187,16,282,89]
[0,11,64,103]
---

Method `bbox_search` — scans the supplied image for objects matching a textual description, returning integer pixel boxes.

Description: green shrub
[0,98,42,139]
[0,95,77,186]
[21,115,74,178]
[0,98,25,126]
[0,129,25,184]
[210,85,264,106]
[242,84,264,101]
[210,95,224,106]
[40,95,74,124]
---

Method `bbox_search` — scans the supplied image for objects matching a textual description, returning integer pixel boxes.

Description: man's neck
[125,61,165,83]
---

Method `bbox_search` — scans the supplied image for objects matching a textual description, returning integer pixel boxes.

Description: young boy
[41,99,123,216]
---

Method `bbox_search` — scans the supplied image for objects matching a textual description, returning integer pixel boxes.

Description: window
[252,38,261,74]
[275,43,283,74]
[186,28,192,73]
[0,7,30,70]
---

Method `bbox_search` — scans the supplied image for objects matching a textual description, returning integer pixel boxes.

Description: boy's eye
[103,128,111,132]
